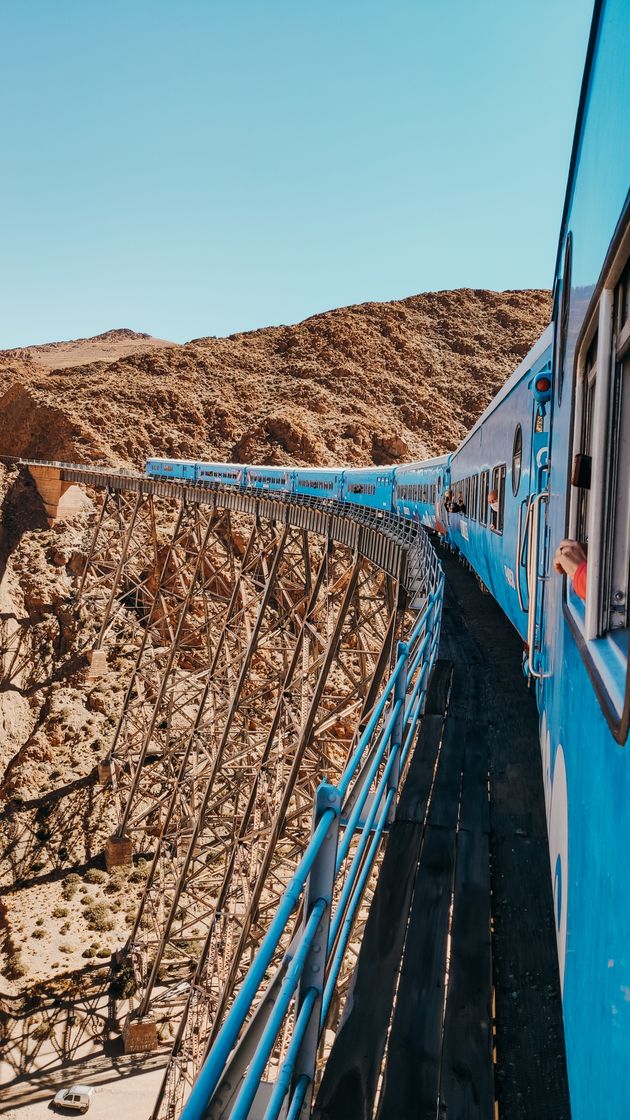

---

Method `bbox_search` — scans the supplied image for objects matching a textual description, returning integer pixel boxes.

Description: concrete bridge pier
[28,464,89,523]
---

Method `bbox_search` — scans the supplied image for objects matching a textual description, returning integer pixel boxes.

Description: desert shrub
[6,952,26,979]
[95,948,110,959]
[81,947,95,959]
[35,917,44,927]
[32,1020,54,1040]
[59,923,70,934]
[52,906,69,919]
[84,903,115,932]
[32,929,46,940]
[59,943,73,954]
[62,873,81,900]
[84,868,107,885]
[128,858,149,884]
[30,861,46,873]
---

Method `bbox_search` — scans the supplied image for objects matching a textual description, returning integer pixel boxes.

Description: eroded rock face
[0,288,551,470]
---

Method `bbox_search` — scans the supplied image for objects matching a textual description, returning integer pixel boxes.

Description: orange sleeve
[573,561,587,601]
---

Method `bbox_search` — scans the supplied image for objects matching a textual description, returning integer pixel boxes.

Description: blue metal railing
[182,553,444,1120]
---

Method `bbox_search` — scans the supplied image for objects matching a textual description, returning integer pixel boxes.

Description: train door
[520,360,553,678]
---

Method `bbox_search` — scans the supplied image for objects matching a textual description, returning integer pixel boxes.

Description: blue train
[147,1,628,1114]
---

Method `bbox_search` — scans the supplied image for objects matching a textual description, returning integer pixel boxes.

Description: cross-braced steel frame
[20,462,432,1120]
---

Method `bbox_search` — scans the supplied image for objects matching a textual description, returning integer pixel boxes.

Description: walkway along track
[9,459,440,1119]
[312,550,570,1120]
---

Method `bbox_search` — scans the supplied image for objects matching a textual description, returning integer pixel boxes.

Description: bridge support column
[105,834,133,870]
[28,465,89,523]
[87,648,108,677]
[123,1015,158,1055]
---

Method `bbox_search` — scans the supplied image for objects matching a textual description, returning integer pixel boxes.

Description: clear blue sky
[0,0,594,349]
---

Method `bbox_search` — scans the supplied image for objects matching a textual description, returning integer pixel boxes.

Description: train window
[574,332,598,547]
[479,470,489,524]
[605,261,630,634]
[512,424,523,495]
[490,465,506,533]
[565,226,630,742]
[556,232,573,405]
[470,474,478,520]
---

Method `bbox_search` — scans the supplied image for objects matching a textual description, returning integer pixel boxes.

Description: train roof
[394,454,451,474]
[455,323,554,455]
[196,460,248,468]
[294,466,344,474]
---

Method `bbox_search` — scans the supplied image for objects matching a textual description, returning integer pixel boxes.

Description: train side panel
[196,462,246,486]
[448,337,552,641]
[246,467,294,492]
[533,1,630,1113]
[393,456,450,530]
[293,468,344,501]
[146,457,197,481]
[342,467,395,511]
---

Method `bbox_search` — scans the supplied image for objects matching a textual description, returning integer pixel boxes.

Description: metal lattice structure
[19,461,441,1120]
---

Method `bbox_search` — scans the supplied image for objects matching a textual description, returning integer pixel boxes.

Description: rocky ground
[0,288,551,1092]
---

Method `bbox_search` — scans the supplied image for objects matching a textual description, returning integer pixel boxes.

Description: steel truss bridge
[16,460,444,1120]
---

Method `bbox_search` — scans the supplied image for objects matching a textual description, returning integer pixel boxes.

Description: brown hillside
[0,289,551,468]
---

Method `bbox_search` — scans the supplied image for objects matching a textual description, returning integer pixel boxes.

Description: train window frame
[470,473,478,520]
[490,464,506,534]
[563,213,630,744]
[512,424,523,496]
[479,470,489,525]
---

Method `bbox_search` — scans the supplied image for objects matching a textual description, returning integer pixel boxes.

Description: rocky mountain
[0,288,551,467]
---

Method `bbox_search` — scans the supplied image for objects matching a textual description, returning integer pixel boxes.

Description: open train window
[566,219,630,743]
[479,470,489,524]
[512,424,522,496]
[490,464,505,533]
[470,473,478,520]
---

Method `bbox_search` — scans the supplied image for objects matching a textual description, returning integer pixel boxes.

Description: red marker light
[536,376,551,393]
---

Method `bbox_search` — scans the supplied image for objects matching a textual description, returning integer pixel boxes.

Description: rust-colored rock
[0,290,551,469]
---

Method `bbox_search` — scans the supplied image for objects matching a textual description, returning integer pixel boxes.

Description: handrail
[526,491,548,679]
[181,548,444,1120]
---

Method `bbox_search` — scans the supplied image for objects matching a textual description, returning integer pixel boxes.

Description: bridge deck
[313,547,570,1120]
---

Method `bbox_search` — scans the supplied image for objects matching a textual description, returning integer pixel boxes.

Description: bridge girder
[72,483,410,1118]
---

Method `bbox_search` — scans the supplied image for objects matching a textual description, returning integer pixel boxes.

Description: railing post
[387,641,408,823]
[290,781,342,1116]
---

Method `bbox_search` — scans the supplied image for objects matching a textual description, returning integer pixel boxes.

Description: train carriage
[146,457,198,481]
[447,327,553,639]
[195,461,247,486]
[527,2,630,1113]
[292,468,344,501]
[392,455,450,531]
[245,466,295,492]
[342,467,395,511]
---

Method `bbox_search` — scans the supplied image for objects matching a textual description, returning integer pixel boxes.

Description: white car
[53,1085,95,1113]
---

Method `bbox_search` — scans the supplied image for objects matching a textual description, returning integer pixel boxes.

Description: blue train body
[393,456,450,532]
[145,3,629,1112]
[293,468,345,501]
[447,327,553,639]
[343,467,395,511]
[146,457,198,481]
